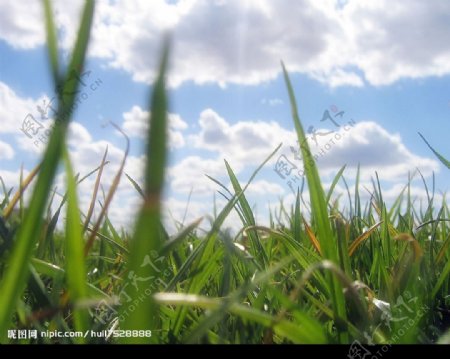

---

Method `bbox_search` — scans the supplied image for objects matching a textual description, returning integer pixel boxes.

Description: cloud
[0,81,40,135]
[311,68,365,88]
[261,98,284,106]
[302,121,440,181]
[85,0,450,87]
[191,108,291,167]
[0,141,14,160]
[165,109,441,235]
[341,0,450,86]
[4,0,450,88]
[244,180,285,196]
[0,1,44,49]
[189,109,439,185]
[0,169,30,194]
[68,121,93,145]
[122,105,188,149]
[168,155,227,196]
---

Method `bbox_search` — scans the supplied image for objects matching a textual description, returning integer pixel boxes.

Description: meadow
[0,0,449,344]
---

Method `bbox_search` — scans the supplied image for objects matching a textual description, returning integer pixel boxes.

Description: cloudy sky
[1,0,449,233]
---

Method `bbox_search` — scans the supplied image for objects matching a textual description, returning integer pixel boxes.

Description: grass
[0,0,449,344]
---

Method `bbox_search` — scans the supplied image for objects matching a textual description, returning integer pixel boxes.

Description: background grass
[0,0,449,344]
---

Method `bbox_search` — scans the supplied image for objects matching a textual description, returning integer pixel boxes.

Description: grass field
[0,0,449,344]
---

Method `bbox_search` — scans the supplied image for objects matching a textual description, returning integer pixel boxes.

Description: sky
[0,0,449,234]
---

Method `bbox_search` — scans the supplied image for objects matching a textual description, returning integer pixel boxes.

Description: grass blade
[62,149,89,342]
[119,38,170,344]
[0,0,95,341]
[419,132,450,169]
[281,62,348,342]
[43,0,60,84]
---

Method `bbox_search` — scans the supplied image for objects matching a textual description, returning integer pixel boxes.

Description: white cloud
[68,121,93,145]
[0,141,14,160]
[122,105,188,149]
[165,109,442,235]
[244,180,285,196]
[311,68,365,88]
[261,98,284,106]
[168,155,226,196]
[4,0,450,87]
[0,1,44,49]
[0,81,40,135]
[192,108,291,167]
[306,121,440,181]
[189,109,439,186]
[341,0,450,86]
[88,0,450,87]
[0,169,25,193]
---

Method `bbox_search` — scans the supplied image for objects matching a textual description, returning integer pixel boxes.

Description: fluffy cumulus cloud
[244,180,285,196]
[0,1,44,49]
[191,108,293,166]
[298,121,440,181]
[0,81,40,135]
[2,0,450,87]
[122,105,188,149]
[0,141,14,160]
[0,81,56,156]
[186,109,439,189]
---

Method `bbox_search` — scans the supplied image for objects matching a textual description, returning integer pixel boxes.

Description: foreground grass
[0,0,449,344]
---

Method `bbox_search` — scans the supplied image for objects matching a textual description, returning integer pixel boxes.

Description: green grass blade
[224,160,269,267]
[170,144,281,336]
[281,62,348,342]
[31,258,107,299]
[62,149,89,342]
[0,0,95,341]
[125,173,145,199]
[120,38,170,344]
[419,133,450,169]
[43,0,60,85]
[155,293,327,344]
[326,165,346,205]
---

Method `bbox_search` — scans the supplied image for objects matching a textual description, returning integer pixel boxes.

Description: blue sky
[1,0,449,233]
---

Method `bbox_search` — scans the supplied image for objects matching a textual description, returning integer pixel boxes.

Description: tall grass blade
[119,38,170,343]
[62,149,89,342]
[281,62,348,342]
[0,0,95,341]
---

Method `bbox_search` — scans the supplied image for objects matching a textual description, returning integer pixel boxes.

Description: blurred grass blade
[161,217,203,255]
[436,233,450,264]
[432,256,450,297]
[0,0,95,341]
[83,146,108,231]
[62,149,89,342]
[125,173,145,199]
[120,38,170,344]
[326,165,346,204]
[31,259,108,299]
[43,0,60,84]
[155,293,327,344]
[394,233,423,263]
[302,216,322,255]
[3,163,41,220]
